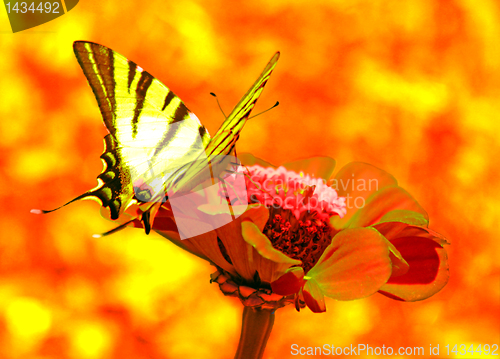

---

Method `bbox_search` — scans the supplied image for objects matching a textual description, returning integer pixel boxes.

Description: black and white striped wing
[72,41,211,219]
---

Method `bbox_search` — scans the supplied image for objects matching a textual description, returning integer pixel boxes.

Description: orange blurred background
[1,0,499,358]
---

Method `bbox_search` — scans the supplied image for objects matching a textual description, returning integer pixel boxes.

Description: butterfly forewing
[171,52,281,193]
[207,52,280,156]
[72,41,211,218]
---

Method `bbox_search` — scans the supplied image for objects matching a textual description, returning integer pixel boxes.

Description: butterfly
[32,41,279,236]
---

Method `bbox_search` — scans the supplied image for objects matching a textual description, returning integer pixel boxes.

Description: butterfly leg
[93,218,137,238]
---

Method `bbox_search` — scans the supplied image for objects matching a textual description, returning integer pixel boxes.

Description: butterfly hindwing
[93,133,134,219]
[37,133,134,220]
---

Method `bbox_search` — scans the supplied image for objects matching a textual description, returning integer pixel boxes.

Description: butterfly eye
[134,186,153,202]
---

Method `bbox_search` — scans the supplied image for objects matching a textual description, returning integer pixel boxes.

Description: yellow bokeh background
[1,0,499,358]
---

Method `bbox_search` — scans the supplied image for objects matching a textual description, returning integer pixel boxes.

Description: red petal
[374,221,415,240]
[379,234,449,301]
[271,267,305,296]
[378,209,429,227]
[240,205,270,232]
[385,239,410,277]
[395,225,450,246]
[375,222,449,246]
[307,227,392,300]
[151,208,179,231]
[241,221,301,283]
[282,156,336,179]
[347,186,427,228]
[146,206,212,262]
[238,153,276,168]
[216,219,256,281]
[331,162,398,229]
[302,280,326,313]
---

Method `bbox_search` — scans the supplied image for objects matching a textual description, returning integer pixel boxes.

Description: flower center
[264,208,334,273]
[244,165,346,273]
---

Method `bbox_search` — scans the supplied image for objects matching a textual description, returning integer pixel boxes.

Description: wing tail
[30,191,100,215]
[30,181,125,219]
[32,134,134,220]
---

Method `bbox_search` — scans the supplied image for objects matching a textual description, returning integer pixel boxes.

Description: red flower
[329,161,450,303]
[139,155,449,313]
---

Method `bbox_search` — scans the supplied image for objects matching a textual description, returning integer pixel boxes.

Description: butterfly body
[35,41,279,235]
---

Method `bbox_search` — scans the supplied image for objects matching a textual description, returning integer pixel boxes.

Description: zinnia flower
[35,154,449,359]
[126,154,449,313]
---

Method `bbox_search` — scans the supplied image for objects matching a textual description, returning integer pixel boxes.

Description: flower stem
[234,307,275,359]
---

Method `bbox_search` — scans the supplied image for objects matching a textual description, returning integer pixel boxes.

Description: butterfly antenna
[210,92,227,119]
[248,101,279,119]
